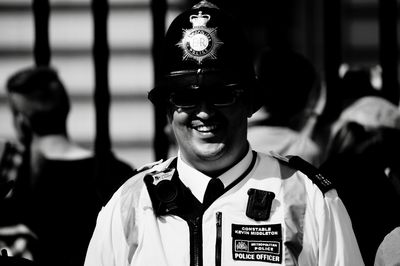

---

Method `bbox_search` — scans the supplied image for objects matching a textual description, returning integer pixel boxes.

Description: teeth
[195,125,217,132]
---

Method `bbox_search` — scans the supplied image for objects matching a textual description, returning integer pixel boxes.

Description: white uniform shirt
[84,148,364,266]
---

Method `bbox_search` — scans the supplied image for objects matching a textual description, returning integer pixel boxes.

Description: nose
[196,100,216,119]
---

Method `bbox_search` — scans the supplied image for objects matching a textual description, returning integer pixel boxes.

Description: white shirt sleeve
[84,189,130,266]
[300,184,365,266]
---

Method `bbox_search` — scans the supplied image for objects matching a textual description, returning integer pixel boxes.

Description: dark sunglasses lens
[212,91,236,106]
[169,92,199,108]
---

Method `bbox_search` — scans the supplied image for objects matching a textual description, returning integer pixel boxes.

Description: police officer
[84,1,364,265]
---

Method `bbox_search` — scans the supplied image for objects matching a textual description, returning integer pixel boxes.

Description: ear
[167,114,172,123]
[246,111,252,118]
[247,80,263,118]
[166,108,174,122]
[246,100,259,118]
[14,113,32,142]
[15,113,30,127]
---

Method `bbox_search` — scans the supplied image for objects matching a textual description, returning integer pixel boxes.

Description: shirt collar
[177,146,253,203]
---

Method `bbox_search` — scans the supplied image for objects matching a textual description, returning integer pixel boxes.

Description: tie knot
[203,178,224,207]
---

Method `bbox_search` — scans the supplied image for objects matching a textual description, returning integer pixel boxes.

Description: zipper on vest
[188,216,203,266]
[215,212,222,266]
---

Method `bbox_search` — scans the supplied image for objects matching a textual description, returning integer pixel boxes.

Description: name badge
[232,224,282,264]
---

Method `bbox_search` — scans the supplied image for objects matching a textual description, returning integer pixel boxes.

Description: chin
[194,142,226,161]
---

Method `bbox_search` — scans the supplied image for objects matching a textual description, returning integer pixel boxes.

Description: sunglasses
[169,89,244,109]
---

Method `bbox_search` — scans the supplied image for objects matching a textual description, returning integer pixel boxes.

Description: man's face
[168,88,252,175]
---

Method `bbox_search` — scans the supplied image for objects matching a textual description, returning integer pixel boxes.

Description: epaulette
[270,151,334,194]
[135,159,164,173]
[122,158,175,194]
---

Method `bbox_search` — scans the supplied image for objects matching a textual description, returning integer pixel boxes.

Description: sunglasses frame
[168,89,244,109]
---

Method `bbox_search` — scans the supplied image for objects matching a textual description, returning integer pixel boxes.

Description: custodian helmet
[148,0,261,113]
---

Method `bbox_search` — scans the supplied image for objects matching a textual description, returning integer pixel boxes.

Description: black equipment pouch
[143,161,201,217]
[144,167,181,216]
[246,188,275,221]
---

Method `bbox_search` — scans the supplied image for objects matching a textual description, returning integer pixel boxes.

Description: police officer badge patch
[232,224,282,263]
[177,11,223,64]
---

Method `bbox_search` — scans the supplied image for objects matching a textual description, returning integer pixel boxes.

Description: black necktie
[203,178,224,207]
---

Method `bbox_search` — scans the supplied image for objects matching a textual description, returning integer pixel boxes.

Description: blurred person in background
[1,66,134,266]
[318,66,400,264]
[248,47,323,166]
[320,122,400,265]
[313,66,393,164]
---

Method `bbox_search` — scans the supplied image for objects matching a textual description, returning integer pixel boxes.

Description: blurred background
[0,0,398,169]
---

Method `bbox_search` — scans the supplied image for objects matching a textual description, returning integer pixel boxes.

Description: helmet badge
[177,11,223,64]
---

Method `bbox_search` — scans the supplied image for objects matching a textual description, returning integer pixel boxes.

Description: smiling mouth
[190,119,224,134]
[194,125,218,132]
